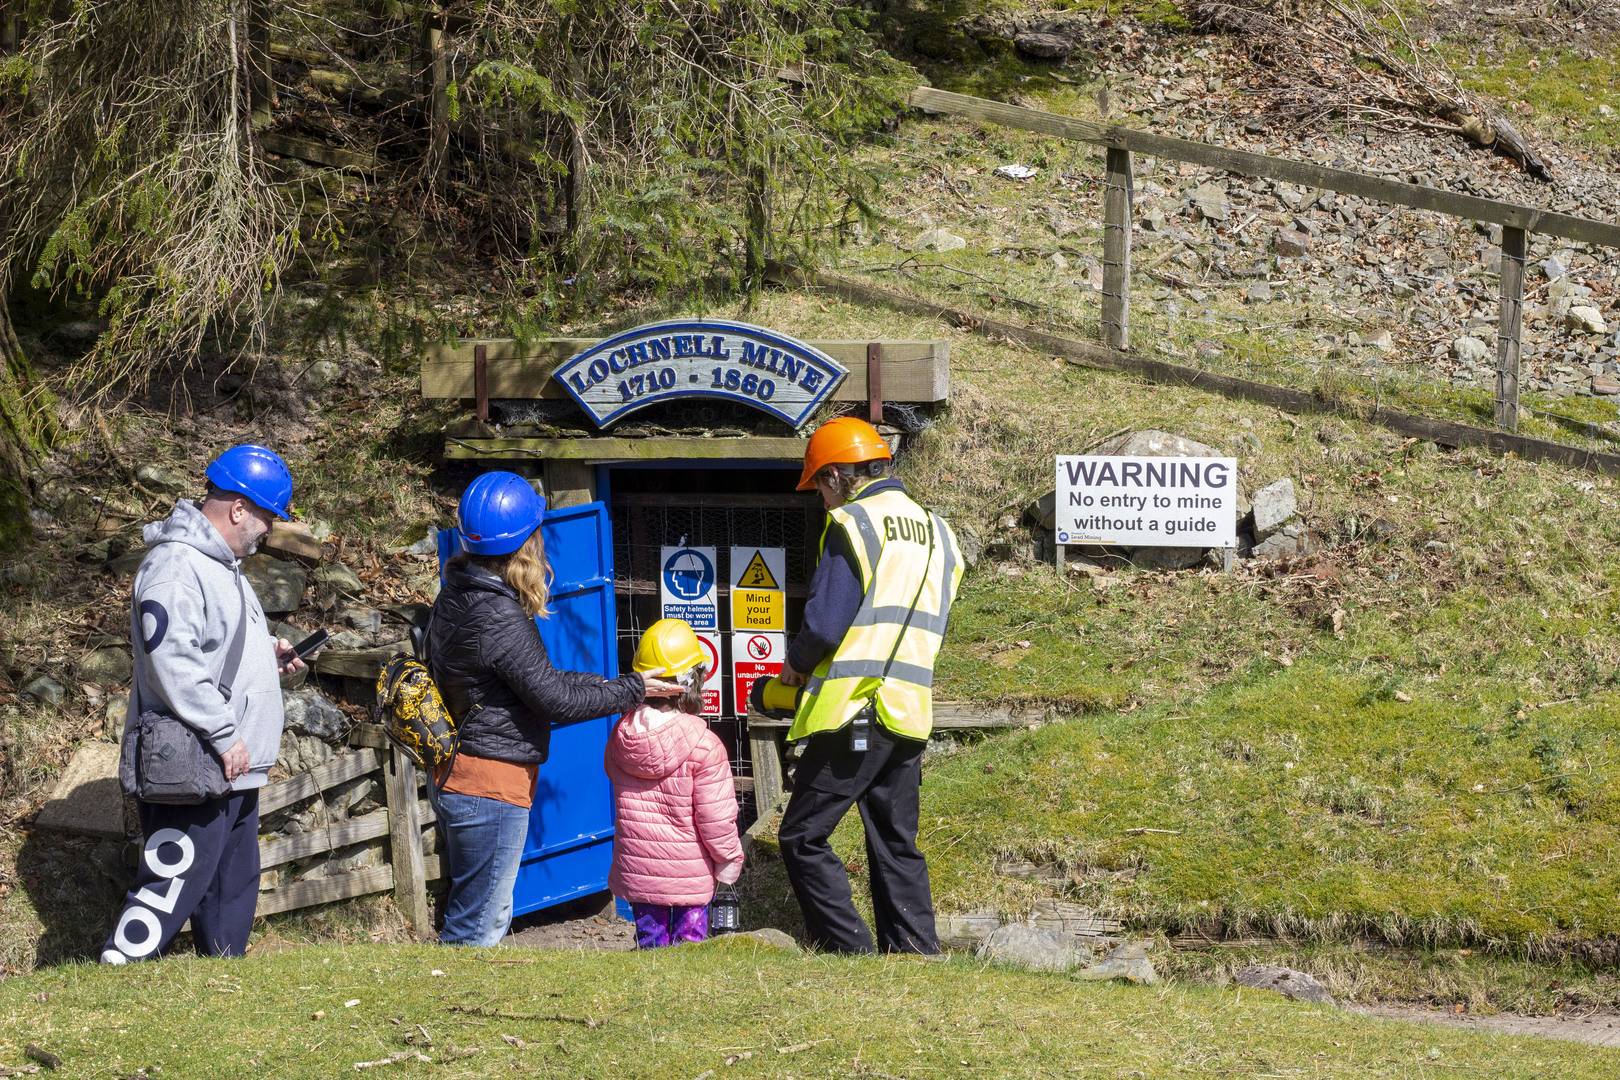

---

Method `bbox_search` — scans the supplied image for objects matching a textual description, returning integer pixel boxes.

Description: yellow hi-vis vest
[788,486,964,743]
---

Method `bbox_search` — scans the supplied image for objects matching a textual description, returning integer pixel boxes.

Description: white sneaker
[99,949,127,965]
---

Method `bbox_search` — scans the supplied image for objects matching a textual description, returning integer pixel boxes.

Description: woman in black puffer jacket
[427,471,678,946]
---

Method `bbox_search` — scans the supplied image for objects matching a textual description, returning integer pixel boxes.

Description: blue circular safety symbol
[662,549,715,601]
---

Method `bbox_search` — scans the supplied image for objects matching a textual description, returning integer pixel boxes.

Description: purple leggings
[632,902,709,948]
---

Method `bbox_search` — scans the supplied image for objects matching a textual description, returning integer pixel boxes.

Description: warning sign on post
[660,546,718,630]
[1054,456,1238,549]
[730,632,783,715]
[729,546,785,631]
[694,632,723,717]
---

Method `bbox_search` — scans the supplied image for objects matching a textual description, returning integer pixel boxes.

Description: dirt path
[1352,1004,1620,1049]
[505,894,634,951]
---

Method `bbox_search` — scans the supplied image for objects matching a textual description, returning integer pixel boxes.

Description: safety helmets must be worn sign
[660,546,718,630]
[729,546,785,631]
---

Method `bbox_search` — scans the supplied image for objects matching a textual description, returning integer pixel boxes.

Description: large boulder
[242,554,307,614]
[282,687,348,741]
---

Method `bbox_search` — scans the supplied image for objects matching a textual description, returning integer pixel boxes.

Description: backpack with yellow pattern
[374,616,457,771]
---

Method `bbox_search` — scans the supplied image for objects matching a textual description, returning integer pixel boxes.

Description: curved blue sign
[552,319,848,429]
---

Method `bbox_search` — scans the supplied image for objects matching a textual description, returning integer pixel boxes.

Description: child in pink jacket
[607,619,744,948]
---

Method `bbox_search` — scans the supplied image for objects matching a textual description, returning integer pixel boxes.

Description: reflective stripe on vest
[789,488,963,742]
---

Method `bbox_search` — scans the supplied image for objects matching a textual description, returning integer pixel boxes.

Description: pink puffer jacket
[606,705,744,906]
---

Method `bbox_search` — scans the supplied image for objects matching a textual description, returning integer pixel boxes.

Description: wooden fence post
[748,725,784,816]
[1495,226,1527,432]
[1101,146,1134,351]
[384,745,431,939]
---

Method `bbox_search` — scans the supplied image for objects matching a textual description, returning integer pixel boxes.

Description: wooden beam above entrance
[444,435,809,462]
[422,338,948,403]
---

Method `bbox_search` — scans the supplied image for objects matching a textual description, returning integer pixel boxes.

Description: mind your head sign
[554,319,848,429]
[1056,455,1238,548]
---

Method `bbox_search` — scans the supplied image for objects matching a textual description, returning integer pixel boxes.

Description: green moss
[1446,39,1620,151]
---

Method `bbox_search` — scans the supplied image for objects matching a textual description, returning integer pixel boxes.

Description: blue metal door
[437,500,620,917]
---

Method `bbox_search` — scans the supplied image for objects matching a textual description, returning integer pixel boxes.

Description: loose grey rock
[300,360,342,389]
[312,563,364,605]
[76,646,133,687]
[1142,207,1168,232]
[1247,281,1273,303]
[405,530,439,558]
[1566,306,1608,335]
[1451,336,1491,364]
[23,674,66,707]
[976,925,1093,972]
[339,607,383,637]
[106,692,130,742]
[1191,182,1229,222]
[1250,533,1301,560]
[1251,478,1297,541]
[282,688,349,741]
[1540,255,1567,281]
[1235,964,1335,1005]
[242,554,307,614]
[914,228,966,253]
[135,464,191,497]
[1273,229,1311,257]
[1365,329,1395,352]
[1091,430,1222,459]
[1013,31,1075,60]
[108,548,146,577]
[1076,940,1157,985]
[1591,375,1620,396]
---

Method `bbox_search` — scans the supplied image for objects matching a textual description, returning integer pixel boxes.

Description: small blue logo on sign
[553,319,848,430]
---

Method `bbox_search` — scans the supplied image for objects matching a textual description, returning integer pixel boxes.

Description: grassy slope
[0,943,1614,1078]
[713,274,1620,964]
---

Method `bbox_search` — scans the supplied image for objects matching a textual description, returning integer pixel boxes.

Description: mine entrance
[605,463,820,794]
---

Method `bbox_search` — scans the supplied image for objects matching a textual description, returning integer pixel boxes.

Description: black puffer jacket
[428,559,643,765]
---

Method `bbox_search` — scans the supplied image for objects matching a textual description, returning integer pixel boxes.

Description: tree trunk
[0,278,54,553]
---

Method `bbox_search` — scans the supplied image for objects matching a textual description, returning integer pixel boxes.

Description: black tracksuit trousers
[101,791,261,963]
[778,722,939,955]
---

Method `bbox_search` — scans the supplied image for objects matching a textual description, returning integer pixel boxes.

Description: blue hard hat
[205,444,293,520]
[458,471,546,556]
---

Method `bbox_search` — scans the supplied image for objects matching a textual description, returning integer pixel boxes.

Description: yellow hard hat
[632,618,707,678]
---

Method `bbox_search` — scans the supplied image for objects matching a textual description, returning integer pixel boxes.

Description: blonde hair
[467,527,553,618]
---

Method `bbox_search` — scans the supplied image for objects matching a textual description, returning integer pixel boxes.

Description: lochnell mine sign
[1055,455,1238,549]
[554,318,848,428]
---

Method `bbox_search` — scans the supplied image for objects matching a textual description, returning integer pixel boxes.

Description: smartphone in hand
[292,629,329,661]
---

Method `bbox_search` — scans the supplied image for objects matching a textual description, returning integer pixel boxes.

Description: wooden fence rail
[904,85,1620,436]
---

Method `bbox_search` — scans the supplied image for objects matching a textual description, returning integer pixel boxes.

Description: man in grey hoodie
[102,445,307,963]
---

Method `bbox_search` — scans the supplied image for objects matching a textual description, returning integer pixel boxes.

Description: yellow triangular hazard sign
[737,549,780,589]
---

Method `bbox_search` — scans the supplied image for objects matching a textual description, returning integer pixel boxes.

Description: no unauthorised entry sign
[730,631,783,714]
[1054,455,1238,549]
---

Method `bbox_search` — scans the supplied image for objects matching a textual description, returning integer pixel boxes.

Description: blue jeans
[432,789,529,946]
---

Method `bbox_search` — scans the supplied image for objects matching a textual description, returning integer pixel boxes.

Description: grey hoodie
[123,500,286,791]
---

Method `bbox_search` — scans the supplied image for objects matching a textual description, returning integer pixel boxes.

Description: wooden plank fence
[251,732,439,934]
[903,85,1620,436]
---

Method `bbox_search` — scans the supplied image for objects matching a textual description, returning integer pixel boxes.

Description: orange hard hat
[796,416,892,491]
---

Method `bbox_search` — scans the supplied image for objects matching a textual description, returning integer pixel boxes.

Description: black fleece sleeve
[483,607,644,725]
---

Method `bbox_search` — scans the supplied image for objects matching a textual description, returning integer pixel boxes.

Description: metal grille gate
[611,491,822,779]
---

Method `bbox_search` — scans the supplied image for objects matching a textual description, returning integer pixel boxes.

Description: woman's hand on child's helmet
[640,675,685,698]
